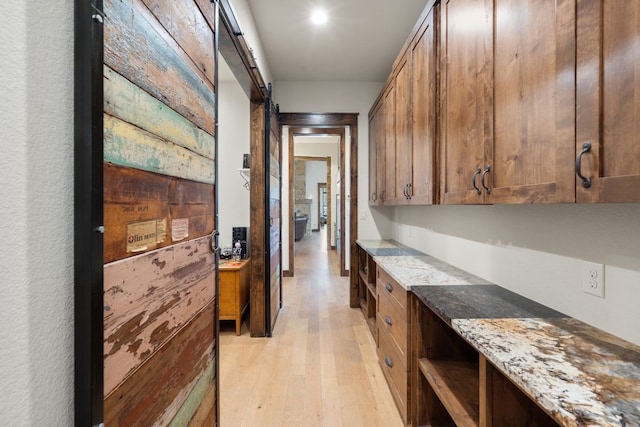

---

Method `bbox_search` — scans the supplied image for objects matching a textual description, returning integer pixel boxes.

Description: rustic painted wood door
[267,101,282,334]
[102,0,218,425]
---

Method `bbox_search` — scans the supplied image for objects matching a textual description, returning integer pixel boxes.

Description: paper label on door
[126,218,166,252]
[171,218,189,242]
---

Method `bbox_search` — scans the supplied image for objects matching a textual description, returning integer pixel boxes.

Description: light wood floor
[219,227,404,427]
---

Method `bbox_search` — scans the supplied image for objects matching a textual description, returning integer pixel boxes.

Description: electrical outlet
[582,261,605,298]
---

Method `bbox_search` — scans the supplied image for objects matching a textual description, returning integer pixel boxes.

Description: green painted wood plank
[104,0,216,134]
[104,65,215,160]
[168,358,215,427]
[104,114,215,184]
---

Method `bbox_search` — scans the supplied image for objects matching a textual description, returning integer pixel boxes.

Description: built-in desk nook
[355,240,640,427]
[219,259,250,335]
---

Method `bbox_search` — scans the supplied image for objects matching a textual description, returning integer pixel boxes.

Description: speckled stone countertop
[357,239,640,426]
[356,239,425,256]
[454,317,640,427]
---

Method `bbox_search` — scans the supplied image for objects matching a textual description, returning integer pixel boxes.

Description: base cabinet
[411,294,560,427]
[377,267,410,424]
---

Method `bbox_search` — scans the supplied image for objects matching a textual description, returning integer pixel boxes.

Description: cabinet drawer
[376,267,407,310]
[377,291,408,360]
[378,325,408,422]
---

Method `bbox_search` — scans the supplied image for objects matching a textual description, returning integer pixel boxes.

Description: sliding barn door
[250,89,282,337]
[266,98,282,334]
[102,0,218,424]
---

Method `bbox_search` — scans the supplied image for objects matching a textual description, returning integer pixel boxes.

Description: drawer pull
[385,356,393,368]
[385,315,393,326]
[385,282,393,293]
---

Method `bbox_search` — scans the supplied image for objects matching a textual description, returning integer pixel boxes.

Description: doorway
[279,113,358,284]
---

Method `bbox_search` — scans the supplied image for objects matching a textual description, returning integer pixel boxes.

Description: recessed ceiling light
[311,9,328,25]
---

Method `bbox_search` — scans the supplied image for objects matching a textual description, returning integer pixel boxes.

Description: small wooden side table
[219,258,250,335]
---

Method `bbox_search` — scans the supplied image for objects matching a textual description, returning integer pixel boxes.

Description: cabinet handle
[403,184,409,199]
[371,192,377,202]
[385,282,393,293]
[385,315,393,326]
[576,142,592,188]
[385,356,393,368]
[408,183,413,199]
[472,167,482,195]
[481,165,491,194]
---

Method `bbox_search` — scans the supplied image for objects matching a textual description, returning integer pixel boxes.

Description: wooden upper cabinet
[368,110,378,205]
[490,0,576,203]
[576,0,640,203]
[394,52,413,204]
[410,7,437,205]
[440,0,493,204]
[383,83,397,204]
[441,0,577,204]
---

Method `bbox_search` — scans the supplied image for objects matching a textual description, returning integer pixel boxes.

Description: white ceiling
[245,0,430,82]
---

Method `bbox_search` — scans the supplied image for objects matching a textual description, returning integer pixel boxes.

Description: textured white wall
[218,79,251,248]
[389,204,640,345]
[0,0,74,425]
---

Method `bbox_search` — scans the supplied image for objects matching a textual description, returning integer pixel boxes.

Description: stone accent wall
[293,159,311,235]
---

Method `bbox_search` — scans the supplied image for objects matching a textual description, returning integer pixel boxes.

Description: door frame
[317,182,327,233]
[279,113,358,282]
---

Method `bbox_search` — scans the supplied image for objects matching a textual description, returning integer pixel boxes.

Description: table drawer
[377,267,407,310]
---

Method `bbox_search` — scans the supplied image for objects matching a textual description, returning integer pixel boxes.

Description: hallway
[219,228,404,426]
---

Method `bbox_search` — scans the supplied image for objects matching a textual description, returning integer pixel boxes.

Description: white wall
[385,204,640,345]
[0,0,74,425]
[218,79,251,248]
[229,0,273,86]
[273,81,393,244]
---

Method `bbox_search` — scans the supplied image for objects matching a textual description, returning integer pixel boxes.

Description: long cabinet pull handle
[576,142,592,188]
[481,165,491,194]
[385,356,393,368]
[472,167,482,195]
[385,315,393,326]
[385,283,393,293]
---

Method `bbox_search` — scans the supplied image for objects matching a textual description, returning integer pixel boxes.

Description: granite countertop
[454,317,640,427]
[373,255,491,290]
[356,239,424,256]
[357,239,640,426]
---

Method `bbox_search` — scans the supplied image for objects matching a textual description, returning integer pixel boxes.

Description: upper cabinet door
[410,8,437,205]
[576,0,640,203]
[368,109,379,205]
[490,0,576,203]
[440,0,493,204]
[383,83,397,204]
[394,52,413,204]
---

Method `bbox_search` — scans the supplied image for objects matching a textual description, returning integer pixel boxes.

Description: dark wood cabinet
[576,0,640,203]
[409,8,437,205]
[394,51,413,204]
[368,4,438,207]
[383,83,397,204]
[440,0,576,205]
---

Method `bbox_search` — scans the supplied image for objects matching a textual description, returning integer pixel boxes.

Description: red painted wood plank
[104,235,215,395]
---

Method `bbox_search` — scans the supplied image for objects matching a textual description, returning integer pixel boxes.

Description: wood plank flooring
[220,227,403,426]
